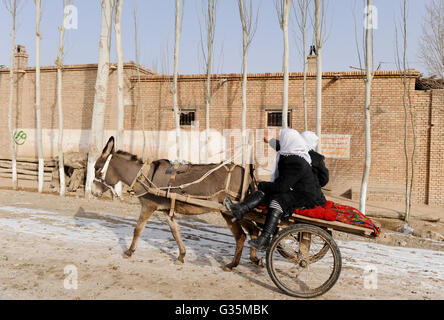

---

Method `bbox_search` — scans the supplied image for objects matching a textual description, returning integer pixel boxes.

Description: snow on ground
[0,204,237,262]
[1,201,443,299]
[339,241,444,282]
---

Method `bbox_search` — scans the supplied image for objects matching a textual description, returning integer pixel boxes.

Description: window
[267,111,291,127]
[180,110,195,126]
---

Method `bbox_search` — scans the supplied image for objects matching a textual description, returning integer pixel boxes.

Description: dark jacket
[309,150,329,187]
[269,138,329,207]
[258,154,319,214]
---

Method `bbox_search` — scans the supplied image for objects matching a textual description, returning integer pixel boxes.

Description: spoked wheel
[266,224,341,298]
[276,233,330,263]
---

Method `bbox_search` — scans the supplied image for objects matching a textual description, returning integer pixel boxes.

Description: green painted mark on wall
[14,130,27,145]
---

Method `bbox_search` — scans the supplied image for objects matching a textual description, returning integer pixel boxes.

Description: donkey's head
[91,136,121,198]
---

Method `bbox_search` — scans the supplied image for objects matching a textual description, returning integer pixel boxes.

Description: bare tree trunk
[55,0,73,196]
[407,84,416,220]
[133,9,146,160]
[239,0,248,167]
[395,0,415,222]
[401,0,410,222]
[239,1,258,169]
[35,0,44,193]
[114,0,124,150]
[114,0,124,199]
[301,8,308,131]
[359,0,373,213]
[205,3,213,163]
[315,0,322,149]
[172,0,183,162]
[282,0,290,129]
[7,0,17,190]
[201,0,217,163]
[275,0,291,129]
[293,0,310,131]
[85,0,114,198]
[205,53,212,163]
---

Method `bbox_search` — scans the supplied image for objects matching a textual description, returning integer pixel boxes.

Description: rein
[97,145,253,215]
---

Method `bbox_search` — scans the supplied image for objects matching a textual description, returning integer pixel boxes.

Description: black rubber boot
[224,190,266,221]
[248,208,283,251]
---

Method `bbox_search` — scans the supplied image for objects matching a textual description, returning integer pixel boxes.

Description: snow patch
[1,203,443,283]
[0,206,56,215]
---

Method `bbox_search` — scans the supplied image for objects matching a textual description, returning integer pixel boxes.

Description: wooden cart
[141,185,378,298]
[243,208,377,298]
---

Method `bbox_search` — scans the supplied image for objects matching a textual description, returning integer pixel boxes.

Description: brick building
[0,45,442,206]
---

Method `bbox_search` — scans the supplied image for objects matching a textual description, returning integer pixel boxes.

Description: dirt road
[0,189,443,300]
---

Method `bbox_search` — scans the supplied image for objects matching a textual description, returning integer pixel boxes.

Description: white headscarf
[270,128,311,182]
[301,131,319,151]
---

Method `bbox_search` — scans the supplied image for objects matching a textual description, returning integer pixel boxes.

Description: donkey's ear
[102,136,115,156]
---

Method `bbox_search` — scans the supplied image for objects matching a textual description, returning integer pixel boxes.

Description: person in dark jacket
[267,130,329,206]
[301,131,329,205]
[224,128,319,251]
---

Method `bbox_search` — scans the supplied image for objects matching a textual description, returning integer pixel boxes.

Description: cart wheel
[276,234,329,263]
[266,224,341,298]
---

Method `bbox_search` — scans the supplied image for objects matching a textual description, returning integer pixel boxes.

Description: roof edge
[130,69,422,82]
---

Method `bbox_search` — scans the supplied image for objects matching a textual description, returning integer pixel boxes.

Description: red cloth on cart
[326,201,381,236]
[257,200,381,236]
[293,206,337,221]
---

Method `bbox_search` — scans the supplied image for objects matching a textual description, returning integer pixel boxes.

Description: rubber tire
[266,223,342,299]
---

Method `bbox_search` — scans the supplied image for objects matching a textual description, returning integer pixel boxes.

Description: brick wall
[0,60,442,206]
[0,61,152,158]
[428,90,444,205]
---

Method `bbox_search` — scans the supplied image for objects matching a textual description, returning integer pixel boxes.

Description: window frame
[179,109,196,127]
[266,110,292,128]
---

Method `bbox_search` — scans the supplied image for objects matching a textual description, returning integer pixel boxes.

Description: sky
[0,0,432,75]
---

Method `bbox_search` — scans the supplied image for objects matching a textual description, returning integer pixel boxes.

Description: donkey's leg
[124,204,155,258]
[165,213,187,264]
[241,221,264,267]
[221,213,246,272]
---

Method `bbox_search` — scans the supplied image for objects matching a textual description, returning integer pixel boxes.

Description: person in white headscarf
[301,130,318,151]
[270,128,311,182]
[225,128,320,251]
[301,131,329,204]
[267,130,329,206]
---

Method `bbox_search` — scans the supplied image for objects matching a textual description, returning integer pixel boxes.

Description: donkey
[91,136,263,271]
